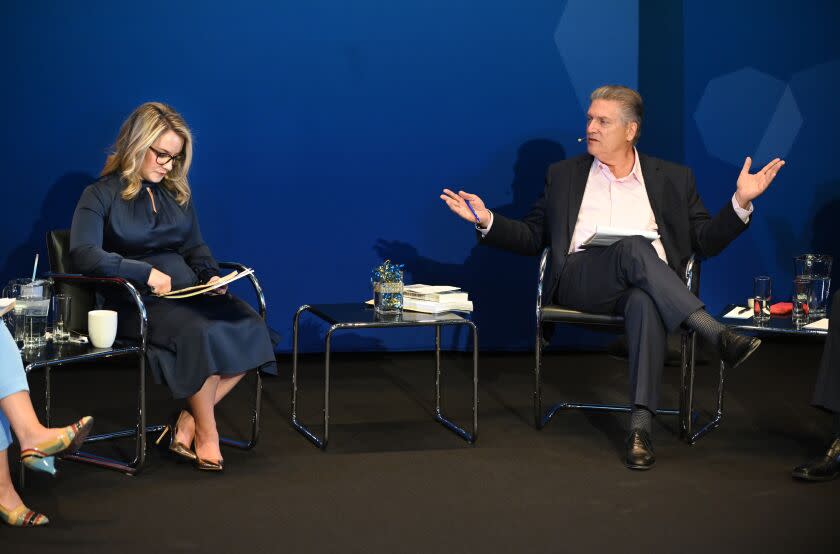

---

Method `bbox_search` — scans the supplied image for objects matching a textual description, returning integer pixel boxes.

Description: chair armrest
[684,254,700,295]
[49,274,148,345]
[536,247,551,317]
[218,262,267,319]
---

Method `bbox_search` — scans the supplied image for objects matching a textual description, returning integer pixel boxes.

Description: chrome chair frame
[23,260,266,478]
[534,247,723,444]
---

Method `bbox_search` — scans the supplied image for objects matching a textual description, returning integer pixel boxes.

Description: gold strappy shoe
[0,503,49,527]
[20,416,94,475]
[155,411,197,462]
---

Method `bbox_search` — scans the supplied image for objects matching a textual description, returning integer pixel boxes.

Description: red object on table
[770,302,792,316]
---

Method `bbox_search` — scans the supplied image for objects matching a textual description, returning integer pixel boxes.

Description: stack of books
[401,284,473,313]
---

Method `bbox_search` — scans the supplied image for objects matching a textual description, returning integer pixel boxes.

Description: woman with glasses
[69,102,277,471]
[1,314,93,527]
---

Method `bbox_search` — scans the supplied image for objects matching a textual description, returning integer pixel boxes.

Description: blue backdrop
[1,1,838,353]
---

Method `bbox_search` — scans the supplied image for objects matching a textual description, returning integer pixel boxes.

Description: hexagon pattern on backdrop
[554,0,639,110]
[695,67,802,167]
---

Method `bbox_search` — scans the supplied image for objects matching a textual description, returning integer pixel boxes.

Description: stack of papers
[581,225,659,248]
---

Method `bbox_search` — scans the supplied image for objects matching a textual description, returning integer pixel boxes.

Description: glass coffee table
[687,306,831,443]
[292,303,478,449]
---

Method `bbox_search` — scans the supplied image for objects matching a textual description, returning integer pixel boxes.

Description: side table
[292,303,478,449]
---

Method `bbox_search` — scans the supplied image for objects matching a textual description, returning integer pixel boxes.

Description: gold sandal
[0,503,49,527]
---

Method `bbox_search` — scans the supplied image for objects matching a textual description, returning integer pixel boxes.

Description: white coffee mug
[88,310,118,348]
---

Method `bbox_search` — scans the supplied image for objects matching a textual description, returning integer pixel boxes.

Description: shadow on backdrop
[767,180,840,300]
[374,139,571,353]
[810,181,840,301]
[1,172,93,284]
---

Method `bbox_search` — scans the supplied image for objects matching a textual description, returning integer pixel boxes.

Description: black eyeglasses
[148,146,185,166]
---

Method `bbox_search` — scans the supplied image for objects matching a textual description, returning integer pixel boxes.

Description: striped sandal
[20,416,94,475]
[0,503,49,527]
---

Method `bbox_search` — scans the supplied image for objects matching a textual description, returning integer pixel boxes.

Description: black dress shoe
[719,329,761,369]
[625,429,655,470]
[792,438,840,482]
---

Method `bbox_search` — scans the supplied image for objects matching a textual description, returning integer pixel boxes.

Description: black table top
[21,338,141,372]
[301,303,471,327]
[719,304,829,338]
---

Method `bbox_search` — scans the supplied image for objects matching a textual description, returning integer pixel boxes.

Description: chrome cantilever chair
[25,229,267,476]
[534,247,724,444]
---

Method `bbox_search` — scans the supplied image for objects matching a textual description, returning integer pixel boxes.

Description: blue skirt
[142,293,278,399]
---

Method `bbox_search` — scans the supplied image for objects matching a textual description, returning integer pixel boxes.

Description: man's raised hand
[735,156,785,208]
[440,189,491,227]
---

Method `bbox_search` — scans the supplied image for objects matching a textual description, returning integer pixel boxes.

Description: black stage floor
[3,339,838,553]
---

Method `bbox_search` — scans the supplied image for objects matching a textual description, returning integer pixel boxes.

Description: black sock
[685,308,728,346]
[630,406,653,434]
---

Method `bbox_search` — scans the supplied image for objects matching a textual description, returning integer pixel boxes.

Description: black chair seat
[541,305,624,326]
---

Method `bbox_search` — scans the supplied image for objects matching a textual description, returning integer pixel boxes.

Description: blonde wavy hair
[102,102,193,205]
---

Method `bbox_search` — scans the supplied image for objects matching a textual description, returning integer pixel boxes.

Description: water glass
[51,294,71,342]
[20,296,50,348]
[794,254,832,319]
[753,276,772,322]
[792,277,811,323]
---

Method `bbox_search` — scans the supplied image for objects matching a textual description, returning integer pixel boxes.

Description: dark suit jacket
[482,152,749,302]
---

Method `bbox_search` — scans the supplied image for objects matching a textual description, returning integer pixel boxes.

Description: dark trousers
[555,236,704,412]
[813,291,840,414]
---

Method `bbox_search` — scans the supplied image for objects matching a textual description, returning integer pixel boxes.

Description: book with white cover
[404,284,468,303]
[365,297,473,314]
[580,225,659,248]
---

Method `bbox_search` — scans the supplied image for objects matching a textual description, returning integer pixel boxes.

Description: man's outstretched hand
[440,188,491,227]
[735,156,785,208]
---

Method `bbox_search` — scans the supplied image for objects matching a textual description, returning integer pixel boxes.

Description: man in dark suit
[793,290,840,481]
[441,85,785,470]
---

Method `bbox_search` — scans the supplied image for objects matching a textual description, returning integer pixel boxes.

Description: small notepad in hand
[158,268,254,299]
[0,298,15,317]
[580,225,660,248]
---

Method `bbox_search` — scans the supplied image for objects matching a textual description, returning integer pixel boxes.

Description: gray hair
[590,85,643,144]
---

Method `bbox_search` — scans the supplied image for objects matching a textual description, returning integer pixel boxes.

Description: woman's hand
[147,268,172,295]
[205,275,227,295]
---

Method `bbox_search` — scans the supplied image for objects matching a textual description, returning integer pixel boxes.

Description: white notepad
[580,225,660,248]
[723,306,754,320]
[804,318,829,331]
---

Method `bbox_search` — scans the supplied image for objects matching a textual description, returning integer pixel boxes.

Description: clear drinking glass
[753,276,772,322]
[51,294,71,342]
[21,296,49,348]
[792,277,811,323]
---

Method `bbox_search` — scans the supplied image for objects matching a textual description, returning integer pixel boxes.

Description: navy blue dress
[69,174,278,398]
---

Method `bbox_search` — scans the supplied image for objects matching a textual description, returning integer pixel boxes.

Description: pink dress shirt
[480,149,753,264]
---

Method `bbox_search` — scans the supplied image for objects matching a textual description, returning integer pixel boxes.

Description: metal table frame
[690,306,831,444]
[291,304,478,449]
